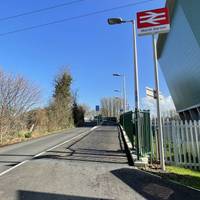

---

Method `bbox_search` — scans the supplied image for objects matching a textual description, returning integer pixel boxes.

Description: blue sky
[0,0,168,110]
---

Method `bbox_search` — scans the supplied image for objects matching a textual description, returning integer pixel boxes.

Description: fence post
[185,120,192,168]
[155,118,159,161]
[180,120,187,166]
[197,121,200,169]
[176,120,182,165]
[190,120,197,169]
[194,121,200,168]
[172,120,179,165]
[166,119,172,164]
[150,119,154,163]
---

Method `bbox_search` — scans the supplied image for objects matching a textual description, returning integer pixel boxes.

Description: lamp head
[107,18,124,25]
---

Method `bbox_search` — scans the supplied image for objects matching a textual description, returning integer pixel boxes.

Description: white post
[132,20,140,160]
[172,120,179,165]
[180,120,187,166]
[152,34,165,171]
[189,120,196,169]
[194,121,200,168]
[185,120,192,168]
[166,119,172,163]
[123,74,127,112]
[132,20,140,110]
[176,121,182,165]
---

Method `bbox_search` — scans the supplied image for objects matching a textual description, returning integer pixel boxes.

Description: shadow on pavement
[111,168,200,200]
[33,126,128,165]
[148,171,200,191]
[79,122,97,127]
[17,190,113,200]
[0,154,34,157]
[33,148,127,165]
[0,154,34,167]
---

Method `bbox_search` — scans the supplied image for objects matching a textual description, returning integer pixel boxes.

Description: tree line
[0,68,85,145]
[100,97,123,118]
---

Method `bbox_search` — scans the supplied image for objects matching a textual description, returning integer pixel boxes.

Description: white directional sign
[146,87,163,100]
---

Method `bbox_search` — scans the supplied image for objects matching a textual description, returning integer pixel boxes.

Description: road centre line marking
[34,126,98,158]
[0,160,28,177]
[0,126,98,177]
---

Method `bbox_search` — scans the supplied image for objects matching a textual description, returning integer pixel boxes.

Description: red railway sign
[137,8,170,36]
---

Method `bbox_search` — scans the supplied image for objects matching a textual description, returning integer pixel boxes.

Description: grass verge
[0,127,74,147]
[164,166,200,190]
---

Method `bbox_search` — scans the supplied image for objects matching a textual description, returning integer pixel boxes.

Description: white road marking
[0,160,28,177]
[0,126,98,177]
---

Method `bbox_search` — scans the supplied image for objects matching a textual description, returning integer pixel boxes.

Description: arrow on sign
[139,11,166,25]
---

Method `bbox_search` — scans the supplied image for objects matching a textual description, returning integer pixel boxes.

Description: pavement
[0,125,199,200]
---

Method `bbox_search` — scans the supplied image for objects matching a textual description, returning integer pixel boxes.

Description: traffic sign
[146,87,163,100]
[137,8,170,36]
[95,105,100,112]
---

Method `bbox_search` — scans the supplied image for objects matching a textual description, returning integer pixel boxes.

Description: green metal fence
[120,111,135,146]
[137,111,151,156]
[120,110,151,157]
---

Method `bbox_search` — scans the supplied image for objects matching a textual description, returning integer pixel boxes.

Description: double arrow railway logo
[137,8,170,36]
[139,11,167,25]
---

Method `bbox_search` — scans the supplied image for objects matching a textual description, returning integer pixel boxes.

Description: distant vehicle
[101,117,117,126]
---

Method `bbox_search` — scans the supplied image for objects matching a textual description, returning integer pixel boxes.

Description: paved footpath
[0,126,199,200]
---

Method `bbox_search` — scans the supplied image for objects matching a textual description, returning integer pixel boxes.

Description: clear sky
[0,0,168,110]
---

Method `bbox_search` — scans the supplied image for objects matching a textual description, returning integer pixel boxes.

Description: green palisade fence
[120,110,151,157]
[120,111,135,147]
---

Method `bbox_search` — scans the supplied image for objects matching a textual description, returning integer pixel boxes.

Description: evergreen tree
[51,70,73,129]
[72,93,85,127]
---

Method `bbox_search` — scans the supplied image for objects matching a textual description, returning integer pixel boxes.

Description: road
[0,128,92,175]
[0,125,199,200]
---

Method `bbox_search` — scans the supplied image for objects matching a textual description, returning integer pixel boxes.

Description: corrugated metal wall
[159,2,200,112]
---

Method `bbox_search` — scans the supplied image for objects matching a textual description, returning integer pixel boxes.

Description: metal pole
[123,74,127,112]
[121,78,125,128]
[152,34,165,171]
[132,20,140,160]
[132,20,140,110]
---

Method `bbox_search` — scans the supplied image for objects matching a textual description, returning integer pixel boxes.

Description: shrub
[24,132,32,138]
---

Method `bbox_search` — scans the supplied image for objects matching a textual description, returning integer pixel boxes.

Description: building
[157,0,200,120]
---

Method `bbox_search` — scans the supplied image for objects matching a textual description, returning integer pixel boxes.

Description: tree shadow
[17,190,113,200]
[33,126,128,165]
[0,154,34,167]
[33,151,127,165]
[0,154,34,157]
[111,168,200,200]
[79,122,97,127]
[150,170,200,191]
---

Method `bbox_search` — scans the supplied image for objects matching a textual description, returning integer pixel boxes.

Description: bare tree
[0,69,40,143]
[100,97,123,118]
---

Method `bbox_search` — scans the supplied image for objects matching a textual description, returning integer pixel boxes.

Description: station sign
[137,8,170,36]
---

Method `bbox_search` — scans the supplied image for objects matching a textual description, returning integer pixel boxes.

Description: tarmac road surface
[0,125,199,200]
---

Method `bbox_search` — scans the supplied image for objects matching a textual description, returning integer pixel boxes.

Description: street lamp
[108,18,126,25]
[113,73,127,113]
[109,19,140,111]
[114,89,120,92]
[108,17,140,160]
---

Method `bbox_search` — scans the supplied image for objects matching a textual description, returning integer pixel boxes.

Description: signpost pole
[123,74,127,113]
[152,34,165,171]
[132,20,140,160]
[96,105,100,125]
